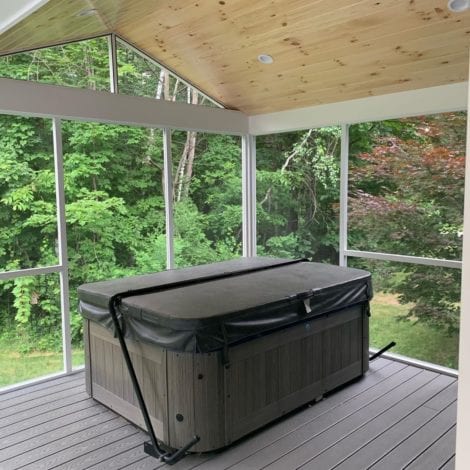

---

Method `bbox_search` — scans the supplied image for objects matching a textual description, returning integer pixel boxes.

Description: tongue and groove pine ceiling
[0,0,469,115]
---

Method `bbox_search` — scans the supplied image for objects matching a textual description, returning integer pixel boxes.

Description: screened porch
[0,1,469,468]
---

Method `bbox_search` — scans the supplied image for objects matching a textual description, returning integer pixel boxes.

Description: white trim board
[369,348,458,378]
[0,78,248,135]
[249,82,468,135]
[455,56,470,470]
[0,367,84,395]
[346,250,462,269]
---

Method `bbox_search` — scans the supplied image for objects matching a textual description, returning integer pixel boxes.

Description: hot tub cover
[78,257,372,353]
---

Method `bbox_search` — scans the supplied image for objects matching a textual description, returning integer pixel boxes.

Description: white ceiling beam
[249,82,468,135]
[0,78,248,135]
[0,0,50,35]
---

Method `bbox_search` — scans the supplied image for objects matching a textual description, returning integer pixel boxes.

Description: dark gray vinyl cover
[78,257,372,353]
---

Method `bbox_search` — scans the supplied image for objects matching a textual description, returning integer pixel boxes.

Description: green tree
[0,38,241,352]
[349,113,465,332]
[256,127,341,263]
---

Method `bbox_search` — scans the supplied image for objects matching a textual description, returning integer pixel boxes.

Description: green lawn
[0,338,84,387]
[370,293,459,369]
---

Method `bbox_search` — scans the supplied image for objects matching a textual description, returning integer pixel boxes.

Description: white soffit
[249,82,468,135]
[0,0,50,35]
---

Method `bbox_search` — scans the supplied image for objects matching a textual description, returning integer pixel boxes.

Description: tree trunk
[181,92,199,199]
[175,89,199,202]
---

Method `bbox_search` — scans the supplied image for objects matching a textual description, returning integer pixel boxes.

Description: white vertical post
[339,123,349,267]
[163,128,175,269]
[108,34,118,94]
[242,134,257,257]
[52,118,72,373]
[455,56,470,470]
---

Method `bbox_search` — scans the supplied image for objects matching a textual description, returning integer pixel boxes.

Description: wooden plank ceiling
[0,0,469,115]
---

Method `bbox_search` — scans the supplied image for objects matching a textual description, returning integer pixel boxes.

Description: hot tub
[78,257,372,453]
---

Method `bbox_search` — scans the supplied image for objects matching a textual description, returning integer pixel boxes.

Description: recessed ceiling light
[448,0,470,12]
[77,8,98,17]
[258,54,274,64]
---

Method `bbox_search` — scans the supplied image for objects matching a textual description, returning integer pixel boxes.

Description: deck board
[0,372,84,403]
[334,385,457,469]
[368,401,457,470]
[0,396,97,442]
[251,369,441,470]
[440,456,456,470]
[86,444,149,470]
[405,425,457,470]
[295,376,456,470]
[0,403,105,450]
[0,358,457,469]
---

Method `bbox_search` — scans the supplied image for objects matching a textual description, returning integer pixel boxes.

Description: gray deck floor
[0,357,457,469]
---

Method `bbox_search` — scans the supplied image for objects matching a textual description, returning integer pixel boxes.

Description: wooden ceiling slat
[192,14,461,66]
[242,62,467,114]
[214,29,469,90]
[233,54,467,103]
[0,0,109,55]
[0,0,469,114]
[122,0,452,58]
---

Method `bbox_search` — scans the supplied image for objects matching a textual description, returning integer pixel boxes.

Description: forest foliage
[0,38,465,353]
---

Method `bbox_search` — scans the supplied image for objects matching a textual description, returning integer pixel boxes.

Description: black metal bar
[109,295,201,464]
[144,435,200,465]
[369,341,396,361]
[108,295,166,459]
[163,435,201,464]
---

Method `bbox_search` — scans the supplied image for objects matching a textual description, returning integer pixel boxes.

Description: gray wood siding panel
[193,352,226,450]
[225,309,365,446]
[362,307,369,373]
[84,319,92,395]
[92,383,165,437]
[193,360,406,470]
[89,320,169,443]
[167,351,195,449]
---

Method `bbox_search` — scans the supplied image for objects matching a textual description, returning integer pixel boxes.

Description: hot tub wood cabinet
[79,257,372,453]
